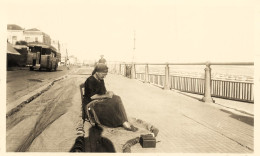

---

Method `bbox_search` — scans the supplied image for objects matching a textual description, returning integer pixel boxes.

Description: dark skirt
[91,95,128,127]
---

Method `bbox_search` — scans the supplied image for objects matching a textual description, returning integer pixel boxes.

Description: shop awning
[7,43,21,55]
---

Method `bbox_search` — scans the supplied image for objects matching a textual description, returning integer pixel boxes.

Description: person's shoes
[131,125,138,132]
[124,125,138,132]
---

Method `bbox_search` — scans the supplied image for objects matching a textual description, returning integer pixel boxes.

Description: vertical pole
[145,64,149,83]
[202,62,214,103]
[65,48,68,66]
[131,63,136,79]
[164,63,170,90]
[131,31,136,79]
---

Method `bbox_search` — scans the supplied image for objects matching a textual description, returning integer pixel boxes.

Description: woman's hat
[92,63,108,75]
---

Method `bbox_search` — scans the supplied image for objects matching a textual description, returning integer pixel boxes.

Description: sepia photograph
[0,0,259,155]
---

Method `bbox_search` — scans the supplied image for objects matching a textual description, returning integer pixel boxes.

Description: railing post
[113,63,117,74]
[124,64,127,76]
[119,64,121,75]
[202,62,214,103]
[131,63,136,79]
[164,63,170,90]
[145,64,149,83]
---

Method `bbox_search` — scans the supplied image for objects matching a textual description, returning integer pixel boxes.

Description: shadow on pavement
[70,125,115,152]
[7,67,28,71]
[178,92,202,101]
[27,79,43,82]
[220,109,254,126]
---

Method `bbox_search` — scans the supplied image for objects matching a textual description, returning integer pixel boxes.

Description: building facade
[51,40,60,52]
[7,25,52,45]
[7,24,62,67]
[7,24,24,45]
[23,28,51,45]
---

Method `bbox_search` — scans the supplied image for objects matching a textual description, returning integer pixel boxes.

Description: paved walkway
[102,73,254,153]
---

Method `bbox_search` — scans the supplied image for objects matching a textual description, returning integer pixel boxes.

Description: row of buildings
[7,24,69,67]
[7,25,51,45]
[7,24,61,52]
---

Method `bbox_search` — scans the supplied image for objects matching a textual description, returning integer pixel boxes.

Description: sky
[1,0,259,63]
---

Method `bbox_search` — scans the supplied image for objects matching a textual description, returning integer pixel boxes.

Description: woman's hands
[91,91,114,100]
[106,91,114,99]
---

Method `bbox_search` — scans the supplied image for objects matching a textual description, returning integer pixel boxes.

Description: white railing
[115,62,254,103]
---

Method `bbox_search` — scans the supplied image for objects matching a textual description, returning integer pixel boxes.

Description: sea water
[135,65,254,82]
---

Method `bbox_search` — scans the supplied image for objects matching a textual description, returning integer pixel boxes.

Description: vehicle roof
[27,42,59,53]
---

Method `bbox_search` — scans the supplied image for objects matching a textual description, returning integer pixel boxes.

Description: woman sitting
[84,63,138,132]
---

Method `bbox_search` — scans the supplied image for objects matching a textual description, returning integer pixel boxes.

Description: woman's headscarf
[92,63,108,75]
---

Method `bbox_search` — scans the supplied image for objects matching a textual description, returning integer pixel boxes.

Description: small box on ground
[140,134,156,148]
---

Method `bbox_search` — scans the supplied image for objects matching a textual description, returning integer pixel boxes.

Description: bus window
[45,49,51,55]
[41,49,46,55]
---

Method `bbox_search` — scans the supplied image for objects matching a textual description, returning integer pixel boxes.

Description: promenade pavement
[103,73,254,153]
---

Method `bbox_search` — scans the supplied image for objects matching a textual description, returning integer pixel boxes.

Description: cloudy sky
[1,0,259,63]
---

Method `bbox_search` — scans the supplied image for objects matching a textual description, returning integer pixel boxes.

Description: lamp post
[131,30,136,79]
[164,63,170,90]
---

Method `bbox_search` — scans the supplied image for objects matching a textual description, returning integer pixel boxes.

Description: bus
[26,42,61,71]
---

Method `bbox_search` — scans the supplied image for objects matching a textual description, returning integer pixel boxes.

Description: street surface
[7,66,71,104]
[6,66,254,153]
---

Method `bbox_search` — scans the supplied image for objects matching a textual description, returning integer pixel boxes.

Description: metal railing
[170,76,205,95]
[149,74,165,88]
[211,79,254,102]
[116,62,254,103]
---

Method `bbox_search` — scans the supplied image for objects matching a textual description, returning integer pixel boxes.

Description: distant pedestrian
[125,65,132,78]
[98,55,106,64]
[66,60,70,70]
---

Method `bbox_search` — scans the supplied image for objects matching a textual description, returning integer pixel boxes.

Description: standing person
[84,63,138,132]
[98,55,106,64]
[66,59,70,70]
